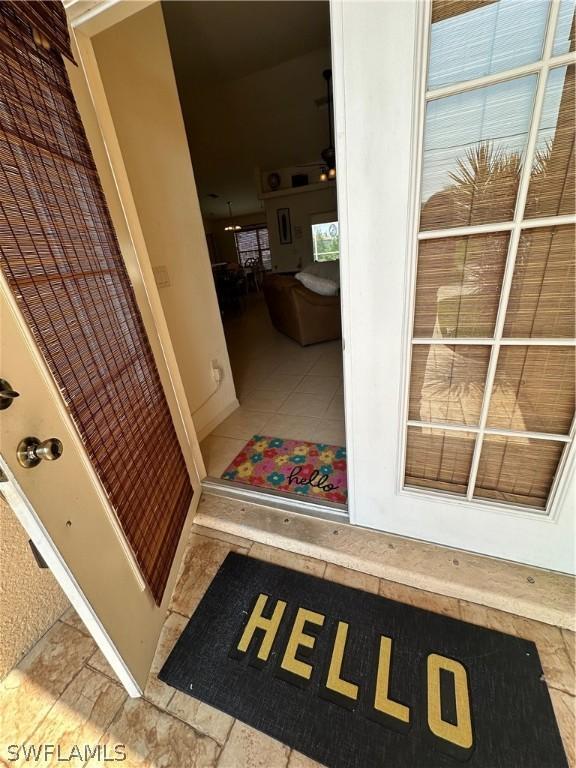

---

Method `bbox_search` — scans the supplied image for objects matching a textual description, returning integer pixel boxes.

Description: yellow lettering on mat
[374,636,411,724]
[281,607,325,680]
[237,593,287,662]
[427,653,473,750]
[326,621,359,701]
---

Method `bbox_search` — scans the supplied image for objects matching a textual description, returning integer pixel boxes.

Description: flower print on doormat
[221,435,347,504]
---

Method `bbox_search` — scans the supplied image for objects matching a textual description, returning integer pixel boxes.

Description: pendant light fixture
[224,201,241,231]
[320,68,336,181]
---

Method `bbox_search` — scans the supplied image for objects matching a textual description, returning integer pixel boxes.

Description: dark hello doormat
[159,553,568,768]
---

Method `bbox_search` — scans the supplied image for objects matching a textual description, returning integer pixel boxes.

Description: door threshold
[201,477,349,524]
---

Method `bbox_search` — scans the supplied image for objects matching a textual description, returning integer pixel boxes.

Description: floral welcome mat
[222,435,347,504]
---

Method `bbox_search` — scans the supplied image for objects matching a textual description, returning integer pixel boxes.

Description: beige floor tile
[87,647,118,683]
[262,413,328,443]
[170,534,249,617]
[325,392,345,421]
[324,563,379,594]
[26,667,126,767]
[275,359,317,376]
[250,543,326,577]
[549,687,575,767]
[379,579,461,619]
[459,602,575,695]
[191,521,254,550]
[562,628,575,672]
[166,692,233,744]
[200,435,247,476]
[0,622,96,747]
[312,419,346,446]
[94,697,219,767]
[288,750,326,768]
[308,358,343,377]
[212,407,270,440]
[59,606,89,636]
[260,372,304,394]
[278,392,329,418]
[239,389,289,413]
[217,721,289,768]
[295,375,340,398]
[144,613,188,708]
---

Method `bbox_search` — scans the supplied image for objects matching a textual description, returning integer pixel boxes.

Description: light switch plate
[153,265,171,288]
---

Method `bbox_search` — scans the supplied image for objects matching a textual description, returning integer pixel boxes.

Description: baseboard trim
[195,398,240,443]
[195,492,575,631]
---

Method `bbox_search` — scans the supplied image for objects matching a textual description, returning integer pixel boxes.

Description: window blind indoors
[234,226,272,270]
[0,1,192,604]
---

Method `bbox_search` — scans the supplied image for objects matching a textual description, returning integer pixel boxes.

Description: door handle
[17,436,63,468]
[0,379,20,410]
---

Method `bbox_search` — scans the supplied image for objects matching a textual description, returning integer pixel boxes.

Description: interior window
[234,226,272,270]
[311,219,340,262]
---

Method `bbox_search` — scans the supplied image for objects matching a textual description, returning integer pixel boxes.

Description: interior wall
[93,4,238,441]
[0,496,69,680]
[264,186,337,272]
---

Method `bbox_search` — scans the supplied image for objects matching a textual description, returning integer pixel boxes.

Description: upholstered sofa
[263,274,342,346]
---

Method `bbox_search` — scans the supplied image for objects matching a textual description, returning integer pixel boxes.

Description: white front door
[333,0,575,572]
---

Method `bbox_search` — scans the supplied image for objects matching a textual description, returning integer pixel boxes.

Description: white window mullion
[418,213,576,241]
[412,337,576,345]
[407,419,572,443]
[465,0,563,501]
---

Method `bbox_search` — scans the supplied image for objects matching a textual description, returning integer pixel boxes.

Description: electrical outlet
[211,359,223,384]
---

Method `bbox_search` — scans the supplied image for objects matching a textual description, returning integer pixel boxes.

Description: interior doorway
[162,1,347,509]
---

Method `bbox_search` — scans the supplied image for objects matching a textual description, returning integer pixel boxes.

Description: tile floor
[1,522,574,767]
[201,296,345,478]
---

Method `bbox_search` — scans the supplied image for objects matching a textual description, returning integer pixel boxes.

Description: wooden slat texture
[409,344,490,426]
[414,233,509,338]
[525,65,575,220]
[2,0,73,60]
[487,346,575,435]
[474,436,565,508]
[504,226,576,338]
[0,3,192,604]
[405,427,476,495]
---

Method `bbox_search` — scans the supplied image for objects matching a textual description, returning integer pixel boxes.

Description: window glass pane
[504,226,575,338]
[312,221,339,262]
[405,426,476,495]
[553,0,575,55]
[429,0,548,90]
[409,344,490,425]
[474,435,565,508]
[414,233,509,338]
[420,76,537,231]
[525,66,575,219]
[487,346,575,434]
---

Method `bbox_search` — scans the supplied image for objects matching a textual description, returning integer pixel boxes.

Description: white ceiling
[162,1,332,218]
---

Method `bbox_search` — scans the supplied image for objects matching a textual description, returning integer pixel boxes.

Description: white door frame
[330,0,575,573]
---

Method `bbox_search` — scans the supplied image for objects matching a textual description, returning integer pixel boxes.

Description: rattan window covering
[0,4,192,604]
[234,226,272,270]
[406,1,576,511]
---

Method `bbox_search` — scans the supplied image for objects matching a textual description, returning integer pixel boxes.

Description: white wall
[264,187,338,272]
[94,4,238,441]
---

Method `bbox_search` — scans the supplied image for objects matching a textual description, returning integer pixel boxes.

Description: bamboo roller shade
[0,3,193,604]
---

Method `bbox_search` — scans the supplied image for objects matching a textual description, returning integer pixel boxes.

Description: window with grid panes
[404,0,575,511]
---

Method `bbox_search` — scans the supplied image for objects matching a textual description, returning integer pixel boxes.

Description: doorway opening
[164,1,346,509]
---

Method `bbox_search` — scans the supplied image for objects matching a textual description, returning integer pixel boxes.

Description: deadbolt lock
[0,379,20,410]
[17,436,63,468]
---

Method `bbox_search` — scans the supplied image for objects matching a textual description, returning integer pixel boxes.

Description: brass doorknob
[17,436,63,468]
